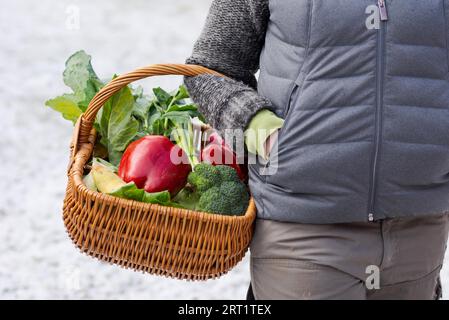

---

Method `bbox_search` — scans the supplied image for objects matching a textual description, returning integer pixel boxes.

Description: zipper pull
[378,0,388,21]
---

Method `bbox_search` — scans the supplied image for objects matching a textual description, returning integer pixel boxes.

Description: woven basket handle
[68,64,223,172]
[77,64,223,144]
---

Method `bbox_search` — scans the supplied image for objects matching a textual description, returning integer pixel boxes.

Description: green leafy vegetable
[166,104,200,113]
[47,51,206,170]
[109,182,173,205]
[45,51,103,123]
[62,50,103,110]
[96,83,139,166]
[140,86,204,168]
[45,95,82,123]
[153,87,173,108]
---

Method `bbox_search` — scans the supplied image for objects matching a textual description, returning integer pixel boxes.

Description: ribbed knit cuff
[184,73,274,133]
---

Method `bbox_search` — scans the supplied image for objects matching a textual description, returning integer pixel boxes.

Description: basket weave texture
[63,64,257,280]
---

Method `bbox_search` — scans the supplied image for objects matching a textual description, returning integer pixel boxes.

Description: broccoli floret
[187,163,221,193]
[185,163,250,215]
[197,186,229,214]
[216,165,240,182]
[219,181,250,215]
[197,181,250,216]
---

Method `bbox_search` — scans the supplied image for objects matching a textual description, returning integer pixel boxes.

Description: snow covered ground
[0,0,448,299]
[0,0,250,299]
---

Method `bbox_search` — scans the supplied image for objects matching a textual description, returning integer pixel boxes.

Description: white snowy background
[0,0,448,299]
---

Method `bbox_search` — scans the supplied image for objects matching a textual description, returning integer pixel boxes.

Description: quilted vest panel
[252,0,449,223]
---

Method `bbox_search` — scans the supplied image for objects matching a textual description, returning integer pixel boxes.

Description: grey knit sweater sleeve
[184,0,272,132]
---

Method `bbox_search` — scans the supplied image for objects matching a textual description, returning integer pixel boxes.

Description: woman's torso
[251,0,449,223]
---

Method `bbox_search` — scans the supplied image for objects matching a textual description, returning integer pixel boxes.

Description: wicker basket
[63,64,256,280]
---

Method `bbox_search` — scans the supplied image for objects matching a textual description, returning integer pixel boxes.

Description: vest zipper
[368,3,387,222]
[378,0,388,21]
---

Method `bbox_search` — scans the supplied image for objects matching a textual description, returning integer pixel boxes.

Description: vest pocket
[277,72,307,149]
[263,83,300,184]
[274,82,299,154]
[282,83,299,123]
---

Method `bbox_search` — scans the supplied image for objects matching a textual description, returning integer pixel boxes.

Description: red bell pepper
[201,131,247,181]
[118,135,191,196]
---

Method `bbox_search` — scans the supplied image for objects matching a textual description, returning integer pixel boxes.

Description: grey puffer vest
[249,0,449,223]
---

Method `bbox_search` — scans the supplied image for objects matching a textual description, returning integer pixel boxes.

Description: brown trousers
[250,214,449,300]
